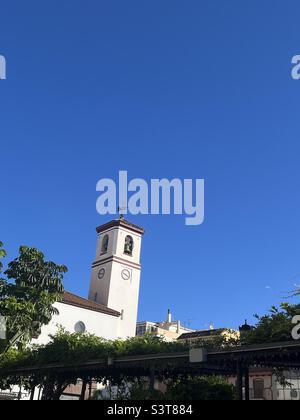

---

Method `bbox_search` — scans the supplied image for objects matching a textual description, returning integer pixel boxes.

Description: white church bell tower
[88,218,145,338]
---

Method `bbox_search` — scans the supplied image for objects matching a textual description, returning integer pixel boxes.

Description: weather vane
[117,205,127,220]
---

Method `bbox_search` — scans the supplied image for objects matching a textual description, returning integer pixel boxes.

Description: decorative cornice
[96,219,145,235]
[92,255,141,271]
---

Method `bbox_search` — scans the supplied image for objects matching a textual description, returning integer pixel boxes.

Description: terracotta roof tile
[62,291,120,318]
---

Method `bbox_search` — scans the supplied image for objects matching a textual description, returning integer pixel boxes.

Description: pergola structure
[208,341,300,400]
[2,341,300,400]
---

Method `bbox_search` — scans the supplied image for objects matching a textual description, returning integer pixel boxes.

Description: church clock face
[121,269,131,281]
[98,268,105,280]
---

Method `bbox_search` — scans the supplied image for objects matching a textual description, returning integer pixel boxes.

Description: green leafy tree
[0,331,191,399]
[166,376,235,400]
[241,303,300,345]
[0,331,235,400]
[92,379,166,401]
[0,246,67,354]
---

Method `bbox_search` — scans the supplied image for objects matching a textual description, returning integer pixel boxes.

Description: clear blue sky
[1,0,300,330]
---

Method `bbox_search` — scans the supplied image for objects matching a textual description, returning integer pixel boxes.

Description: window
[124,235,134,256]
[136,325,146,335]
[253,379,264,399]
[74,321,86,334]
[101,234,109,254]
[291,389,298,399]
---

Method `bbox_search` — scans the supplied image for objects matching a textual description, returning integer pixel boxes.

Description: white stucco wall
[32,302,120,345]
[109,260,141,338]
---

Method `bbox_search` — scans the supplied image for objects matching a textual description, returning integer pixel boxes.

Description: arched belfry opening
[124,235,134,256]
[101,234,109,254]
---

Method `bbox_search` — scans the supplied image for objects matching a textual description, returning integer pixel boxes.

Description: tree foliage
[0,245,67,354]
[91,379,167,401]
[166,376,235,400]
[0,331,191,399]
[0,330,189,371]
[241,303,300,345]
[0,330,235,400]
[92,376,235,401]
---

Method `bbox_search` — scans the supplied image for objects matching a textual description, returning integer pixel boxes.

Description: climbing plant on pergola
[0,330,233,400]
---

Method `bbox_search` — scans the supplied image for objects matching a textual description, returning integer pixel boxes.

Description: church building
[34,218,145,345]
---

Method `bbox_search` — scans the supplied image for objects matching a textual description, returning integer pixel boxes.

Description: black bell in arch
[101,234,109,254]
[124,235,134,256]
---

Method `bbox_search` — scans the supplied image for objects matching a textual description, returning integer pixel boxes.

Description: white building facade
[137,310,195,342]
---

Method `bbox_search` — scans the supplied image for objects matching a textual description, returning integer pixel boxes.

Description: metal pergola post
[236,362,243,401]
[244,367,250,401]
[80,380,87,401]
